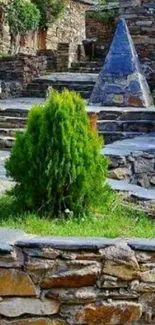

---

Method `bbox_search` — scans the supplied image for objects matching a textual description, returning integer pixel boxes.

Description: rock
[103,260,140,281]
[131,281,155,292]
[137,174,150,188]
[150,176,155,186]
[0,269,37,296]
[25,257,56,271]
[75,302,142,325]
[140,268,155,282]
[101,244,139,280]
[23,248,60,259]
[1,319,67,325]
[108,167,130,180]
[100,243,136,261]
[41,265,101,289]
[47,287,98,304]
[134,157,154,174]
[97,274,128,288]
[0,298,60,317]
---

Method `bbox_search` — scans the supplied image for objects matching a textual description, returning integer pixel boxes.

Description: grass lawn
[0,189,155,238]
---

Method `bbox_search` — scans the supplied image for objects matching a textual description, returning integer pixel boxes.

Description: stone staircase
[69,61,103,74]
[89,106,155,144]
[0,98,155,150]
[23,72,98,99]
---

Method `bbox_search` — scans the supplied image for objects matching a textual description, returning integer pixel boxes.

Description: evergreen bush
[6,90,108,216]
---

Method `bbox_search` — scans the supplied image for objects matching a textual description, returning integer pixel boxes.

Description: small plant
[6,90,108,217]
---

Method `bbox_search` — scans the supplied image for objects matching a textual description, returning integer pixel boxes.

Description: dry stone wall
[1,236,155,324]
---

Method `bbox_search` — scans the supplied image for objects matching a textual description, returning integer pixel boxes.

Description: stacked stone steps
[24,82,94,99]
[88,106,155,144]
[70,61,102,74]
[23,73,98,99]
[0,116,26,129]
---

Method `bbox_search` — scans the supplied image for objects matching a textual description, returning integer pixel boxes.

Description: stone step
[99,131,145,144]
[0,128,24,137]
[69,67,101,74]
[26,82,94,92]
[0,116,26,129]
[0,108,28,118]
[71,61,102,68]
[24,89,92,99]
[97,120,155,133]
[0,135,14,150]
[88,106,155,121]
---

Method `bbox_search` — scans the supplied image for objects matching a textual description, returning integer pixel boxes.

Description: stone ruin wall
[0,0,89,61]
[119,0,155,92]
[1,236,155,324]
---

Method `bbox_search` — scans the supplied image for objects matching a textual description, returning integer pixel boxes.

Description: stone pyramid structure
[89,18,153,108]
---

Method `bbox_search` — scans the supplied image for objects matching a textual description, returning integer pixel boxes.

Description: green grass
[0,191,155,238]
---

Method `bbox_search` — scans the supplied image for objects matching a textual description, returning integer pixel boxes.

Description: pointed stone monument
[89,18,153,108]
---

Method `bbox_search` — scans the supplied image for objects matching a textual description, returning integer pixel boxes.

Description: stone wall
[0,0,90,61]
[2,235,155,324]
[0,53,56,98]
[119,0,155,92]
[46,0,90,62]
[86,4,118,60]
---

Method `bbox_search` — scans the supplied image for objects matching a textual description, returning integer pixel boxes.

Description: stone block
[0,298,60,317]
[75,302,142,325]
[0,269,37,296]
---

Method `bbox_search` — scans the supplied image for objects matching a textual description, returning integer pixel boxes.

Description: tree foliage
[7,0,40,36]
[6,90,108,217]
[32,0,65,30]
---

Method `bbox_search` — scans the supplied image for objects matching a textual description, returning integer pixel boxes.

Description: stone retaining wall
[108,150,155,188]
[0,53,56,98]
[2,235,155,324]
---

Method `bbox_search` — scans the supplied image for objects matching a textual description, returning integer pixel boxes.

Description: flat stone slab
[15,235,155,252]
[102,134,155,157]
[108,178,155,201]
[16,236,122,250]
[38,72,98,83]
[0,97,45,111]
[87,105,155,113]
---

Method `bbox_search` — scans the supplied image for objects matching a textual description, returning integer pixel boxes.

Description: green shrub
[6,90,108,216]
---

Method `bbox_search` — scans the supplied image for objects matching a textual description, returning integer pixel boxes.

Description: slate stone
[128,239,155,252]
[16,237,121,251]
[89,18,153,108]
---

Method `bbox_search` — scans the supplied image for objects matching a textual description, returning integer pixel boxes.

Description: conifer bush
[6,90,108,216]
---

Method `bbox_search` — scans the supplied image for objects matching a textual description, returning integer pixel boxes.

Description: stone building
[0,0,93,57]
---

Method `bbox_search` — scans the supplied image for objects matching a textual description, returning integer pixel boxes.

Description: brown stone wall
[0,0,89,60]
[119,0,155,91]
[86,16,116,60]
[1,236,155,324]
